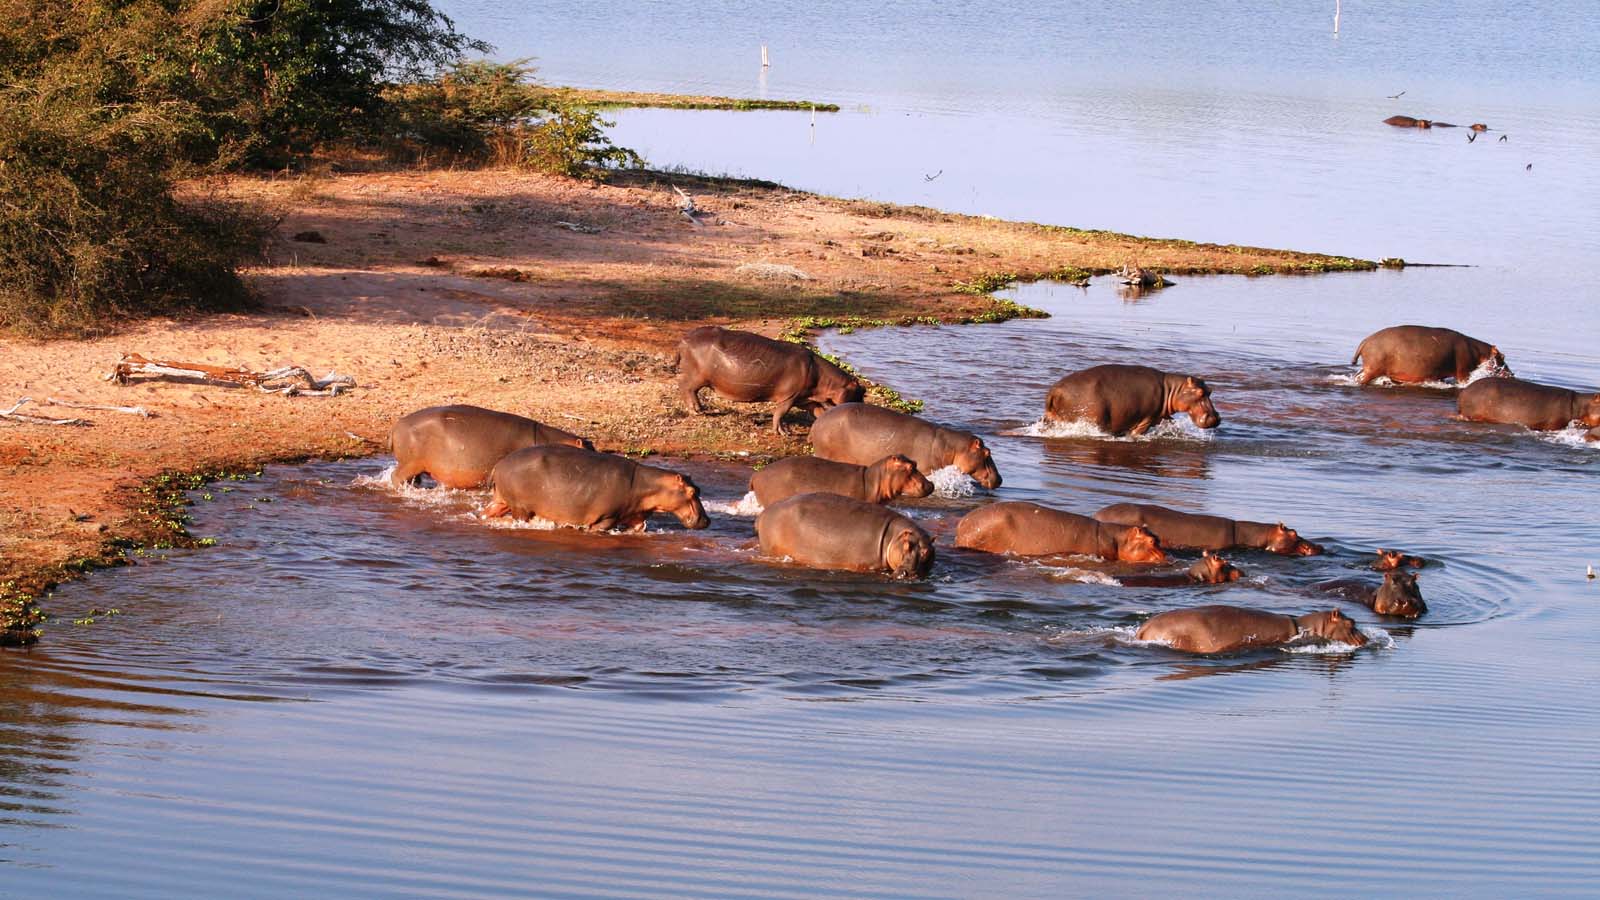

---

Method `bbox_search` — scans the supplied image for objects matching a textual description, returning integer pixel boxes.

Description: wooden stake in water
[761,44,770,68]
[1333,0,1341,34]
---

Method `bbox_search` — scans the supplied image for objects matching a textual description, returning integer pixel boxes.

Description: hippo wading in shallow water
[1136,606,1368,655]
[1045,364,1221,436]
[749,454,933,507]
[1316,571,1427,619]
[955,501,1168,563]
[1373,548,1426,571]
[1457,377,1600,431]
[1093,503,1324,556]
[810,403,1003,489]
[389,404,592,489]
[674,326,864,434]
[1350,325,1510,386]
[756,493,935,579]
[482,445,710,531]
[1118,551,1244,588]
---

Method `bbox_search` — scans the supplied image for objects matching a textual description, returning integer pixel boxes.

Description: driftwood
[44,397,152,418]
[107,353,355,396]
[1,398,89,426]
[554,220,602,234]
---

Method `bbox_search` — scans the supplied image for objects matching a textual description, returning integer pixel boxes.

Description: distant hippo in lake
[1118,262,1173,289]
[1316,571,1427,619]
[1373,548,1426,571]
[757,493,935,579]
[956,501,1167,564]
[1384,115,1432,128]
[482,445,709,531]
[811,403,1003,489]
[389,404,592,489]
[1093,503,1323,556]
[1045,364,1220,436]
[1119,551,1244,588]
[1137,606,1368,654]
[1457,377,1600,431]
[1350,325,1510,385]
[750,454,933,507]
[674,326,864,434]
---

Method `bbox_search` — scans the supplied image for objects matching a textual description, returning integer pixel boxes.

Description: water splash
[1286,624,1394,655]
[927,465,979,497]
[1031,562,1123,586]
[705,491,765,517]
[1006,417,1215,442]
[1327,357,1504,390]
[1537,424,1600,450]
[352,464,487,510]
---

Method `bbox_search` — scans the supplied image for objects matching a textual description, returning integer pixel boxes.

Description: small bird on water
[1386,90,1406,99]
[1589,565,1595,580]
[1499,134,1509,142]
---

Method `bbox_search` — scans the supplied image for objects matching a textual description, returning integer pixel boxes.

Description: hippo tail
[1350,340,1365,365]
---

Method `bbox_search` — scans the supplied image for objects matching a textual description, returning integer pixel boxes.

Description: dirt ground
[0,165,1372,605]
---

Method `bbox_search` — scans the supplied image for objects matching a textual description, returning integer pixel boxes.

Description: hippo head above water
[1297,609,1368,647]
[1373,571,1427,618]
[1373,548,1425,571]
[1265,523,1323,557]
[1578,393,1600,428]
[883,525,936,580]
[1188,551,1242,584]
[657,472,711,530]
[1172,376,1222,429]
[955,437,1003,490]
[880,454,935,500]
[1118,525,1168,565]
[1486,346,1514,378]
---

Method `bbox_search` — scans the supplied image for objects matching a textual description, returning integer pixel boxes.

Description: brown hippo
[1316,571,1427,619]
[1093,503,1323,556]
[1350,325,1510,385]
[1457,377,1600,431]
[1136,606,1368,654]
[1119,551,1244,588]
[482,445,710,531]
[1044,365,1221,436]
[675,326,864,434]
[1384,115,1432,128]
[1587,426,1600,443]
[756,493,934,579]
[955,501,1167,563]
[750,454,933,507]
[1373,548,1426,571]
[389,404,592,489]
[810,403,1003,489]
[1469,123,1489,132]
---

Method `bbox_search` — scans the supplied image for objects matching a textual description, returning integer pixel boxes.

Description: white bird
[1588,564,1595,580]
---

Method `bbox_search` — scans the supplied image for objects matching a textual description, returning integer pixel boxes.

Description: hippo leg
[678,375,708,414]
[390,461,426,489]
[1127,417,1155,436]
[480,499,511,519]
[771,393,801,435]
[1354,368,1376,386]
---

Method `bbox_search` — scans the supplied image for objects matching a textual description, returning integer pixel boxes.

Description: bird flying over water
[1499,134,1509,142]
[1468,133,1477,142]
[924,170,942,182]
[1526,163,1533,171]
[1386,90,1406,99]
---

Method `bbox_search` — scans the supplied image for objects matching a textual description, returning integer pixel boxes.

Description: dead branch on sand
[44,398,153,418]
[106,353,356,396]
[1,398,89,426]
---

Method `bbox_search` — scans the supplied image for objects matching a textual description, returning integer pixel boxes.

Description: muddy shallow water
[6,272,1598,895]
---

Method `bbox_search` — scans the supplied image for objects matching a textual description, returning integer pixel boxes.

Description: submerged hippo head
[1372,571,1426,618]
[1298,609,1368,647]
[1486,345,1513,378]
[878,454,934,500]
[884,525,936,580]
[1578,393,1600,428]
[1188,551,1242,584]
[956,437,1003,490]
[658,472,711,530]
[1266,523,1323,557]
[1373,548,1425,571]
[1118,525,1168,565]
[1173,376,1222,429]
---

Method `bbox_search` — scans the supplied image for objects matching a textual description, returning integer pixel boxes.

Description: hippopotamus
[1136,606,1368,654]
[1385,115,1432,128]
[1457,377,1600,431]
[1373,548,1426,571]
[1118,263,1172,289]
[1316,571,1427,619]
[1118,551,1243,587]
[1350,325,1510,385]
[1044,365,1221,436]
[389,404,592,489]
[756,493,934,579]
[674,326,864,434]
[1587,426,1600,443]
[482,445,709,531]
[749,454,933,507]
[810,403,1002,489]
[1469,123,1489,132]
[955,501,1167,563]
[1092,503,1323,556]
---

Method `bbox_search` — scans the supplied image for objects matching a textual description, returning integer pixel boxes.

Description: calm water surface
[8,2,1600,896]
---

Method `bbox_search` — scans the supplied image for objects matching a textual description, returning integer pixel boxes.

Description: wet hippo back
[811,403,1001,488]
[1351,325,1507,385]
[955,501,1166,563]
[1458,377,1600,431]
[675,326,863,433]
[1094,503,1236,549]
[390,404,590,489]
[488,445,708,531]
[750,455,930,506]
[756,493,934,578]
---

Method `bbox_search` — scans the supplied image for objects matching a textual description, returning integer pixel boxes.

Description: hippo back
[750,456,867,506]
[757,492,931,577]
[489,445,641,522]
[1458,377,1580,430]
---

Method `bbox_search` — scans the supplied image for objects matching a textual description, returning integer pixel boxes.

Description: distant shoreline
[554,86,841,112]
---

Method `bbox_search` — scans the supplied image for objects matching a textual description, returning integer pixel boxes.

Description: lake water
[7,2,1600,896]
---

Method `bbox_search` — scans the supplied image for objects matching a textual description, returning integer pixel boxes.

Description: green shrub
[518,96,644,179]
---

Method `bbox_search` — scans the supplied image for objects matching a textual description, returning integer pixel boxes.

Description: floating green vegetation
[1,582,46,647]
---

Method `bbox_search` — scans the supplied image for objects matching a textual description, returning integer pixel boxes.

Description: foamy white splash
[1327,358,1503,390]
[1537,424,1600,450]
[1006,417,1215,443]
[927,465,979,497]
[1031,562,1123,586]
[352,464,486,510]
[705,491,765,517]
[1286,624,1394,655]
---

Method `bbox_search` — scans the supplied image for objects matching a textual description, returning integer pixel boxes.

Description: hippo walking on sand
[811,403,1003,489]
[955,501,1168,564]
[482,445,709,531]
[1315,571,1427,619]
[1137,606,1368,654]
[675,326,864,434]
[750,454,933,507]
[1093,503,1323,556]
[1350,325,1510,385]
[1457,377,1600,431]
[1045,365,1221,436]
[390,404,592,489]
[757,493,935,579]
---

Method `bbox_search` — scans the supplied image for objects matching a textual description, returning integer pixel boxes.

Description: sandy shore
[0,165,1372,622]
